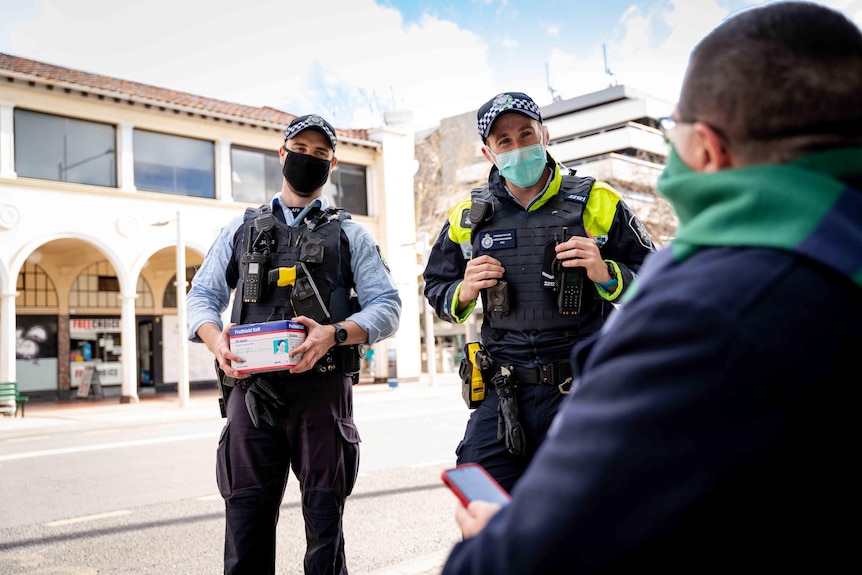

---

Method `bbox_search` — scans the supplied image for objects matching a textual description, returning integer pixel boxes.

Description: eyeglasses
[658,116,690,145]
[659,116,729,147]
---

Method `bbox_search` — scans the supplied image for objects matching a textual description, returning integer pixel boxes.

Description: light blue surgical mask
[489,142,547,188]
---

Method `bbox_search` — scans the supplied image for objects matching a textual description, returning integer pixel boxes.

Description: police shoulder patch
[628,215,652,249]
[375,244,392,273]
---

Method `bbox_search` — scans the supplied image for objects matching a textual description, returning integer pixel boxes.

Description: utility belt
[215,344,361,418]
[303,344,362,378]
[459,341,572,408]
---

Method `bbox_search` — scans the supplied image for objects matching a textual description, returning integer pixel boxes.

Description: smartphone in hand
[441,463,511,507]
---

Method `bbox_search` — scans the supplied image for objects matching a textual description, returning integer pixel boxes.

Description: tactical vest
[470,175,597,332]
[233,205,354,326]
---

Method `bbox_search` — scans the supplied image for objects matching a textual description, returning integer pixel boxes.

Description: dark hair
[678,1,862,162]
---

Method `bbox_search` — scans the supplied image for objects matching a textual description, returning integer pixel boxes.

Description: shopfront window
[16,315,59,393]
[133,129,215,198]
[70,317,123,389]
[14,109,116,187]
[231,145,281,204]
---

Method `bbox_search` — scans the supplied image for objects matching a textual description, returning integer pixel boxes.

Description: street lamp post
[175,210,190,408]
[153,211,190,408]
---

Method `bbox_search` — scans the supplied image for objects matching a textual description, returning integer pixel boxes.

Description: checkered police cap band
[477,92,542,142]
[283,114,337,151]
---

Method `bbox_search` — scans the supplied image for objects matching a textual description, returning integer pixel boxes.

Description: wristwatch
[332,323,348,345]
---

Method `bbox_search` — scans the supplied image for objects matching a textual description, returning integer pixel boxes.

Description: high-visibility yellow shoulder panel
[583,180,621,236]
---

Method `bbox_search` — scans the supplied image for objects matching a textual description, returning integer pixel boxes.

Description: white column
[175,210,190,407]
[0,101,17,179]
[119,292,139,403]
[0,290,18,383]
[367,111,421,383]
[215,138,232,203]
[117,122,136,192]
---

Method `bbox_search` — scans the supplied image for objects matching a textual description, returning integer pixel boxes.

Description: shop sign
[70,318,122,334]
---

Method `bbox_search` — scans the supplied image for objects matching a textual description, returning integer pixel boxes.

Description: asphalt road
[0,373,469,574]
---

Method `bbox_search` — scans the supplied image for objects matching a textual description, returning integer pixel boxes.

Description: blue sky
[1,0,860,130]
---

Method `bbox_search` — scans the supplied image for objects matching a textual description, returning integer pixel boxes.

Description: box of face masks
[229,320,306,373]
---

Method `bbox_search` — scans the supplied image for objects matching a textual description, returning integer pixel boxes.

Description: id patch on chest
[478,229,516,251]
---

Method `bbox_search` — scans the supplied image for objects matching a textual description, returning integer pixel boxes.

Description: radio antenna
[603,44,618,87]
[546,62,561,102]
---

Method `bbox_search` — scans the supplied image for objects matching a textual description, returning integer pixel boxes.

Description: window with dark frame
[324,162,368,216]
[230,145,282,205]
[133,129,215,198]
[14,109,117,187]
[16,262,59,308]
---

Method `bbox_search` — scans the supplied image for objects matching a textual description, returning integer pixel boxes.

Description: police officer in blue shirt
[187,114,401,575]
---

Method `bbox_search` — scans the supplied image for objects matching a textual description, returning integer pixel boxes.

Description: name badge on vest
[562,192,588,203]
[479,229,516,251]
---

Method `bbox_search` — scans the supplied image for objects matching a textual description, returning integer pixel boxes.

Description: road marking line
[44,509,131,527]
[0,432,217,462]
[409,459,455,469]
[197,494,222,502]
[6,435,51,443]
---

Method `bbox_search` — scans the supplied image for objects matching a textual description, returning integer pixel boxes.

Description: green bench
[0,381,28,417]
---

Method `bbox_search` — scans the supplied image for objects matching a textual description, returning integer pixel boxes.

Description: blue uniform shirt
[187,195,401,344]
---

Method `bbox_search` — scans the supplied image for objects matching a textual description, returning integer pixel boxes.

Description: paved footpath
[2,374,460,574]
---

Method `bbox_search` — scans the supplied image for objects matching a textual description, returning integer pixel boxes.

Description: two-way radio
[242,225,270,304]
[241,212,279,304]
[554,227,584,316]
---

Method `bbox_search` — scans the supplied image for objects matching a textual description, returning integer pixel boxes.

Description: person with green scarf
[441,2,862,574]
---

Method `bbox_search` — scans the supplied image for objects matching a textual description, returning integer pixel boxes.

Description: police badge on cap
[283,114,338,150]
[477,91,543,142]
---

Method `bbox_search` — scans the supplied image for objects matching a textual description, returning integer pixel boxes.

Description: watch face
[334,324,348,344]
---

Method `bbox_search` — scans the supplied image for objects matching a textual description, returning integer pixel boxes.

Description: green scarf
[657,147,862,287]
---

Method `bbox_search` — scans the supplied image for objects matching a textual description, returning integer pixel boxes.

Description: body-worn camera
[299,237,325,264]
[485,280,510,313]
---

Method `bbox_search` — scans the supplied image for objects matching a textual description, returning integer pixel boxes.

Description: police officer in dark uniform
[187,114,401,575]
[423,92,653,493]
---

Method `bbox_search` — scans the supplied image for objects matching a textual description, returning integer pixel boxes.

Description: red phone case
[441,462,511,507]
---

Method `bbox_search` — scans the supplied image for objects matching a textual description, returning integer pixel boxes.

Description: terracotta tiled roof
[0,52,370,143]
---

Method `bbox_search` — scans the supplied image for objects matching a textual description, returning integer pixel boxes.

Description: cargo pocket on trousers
[215,424,231,498]
[336,418,361,497]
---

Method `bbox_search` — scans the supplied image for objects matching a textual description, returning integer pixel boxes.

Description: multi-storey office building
[0,53,420,404]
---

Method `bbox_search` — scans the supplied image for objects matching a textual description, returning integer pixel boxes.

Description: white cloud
[2,0,495,130]
[3,0,861,132]
[547,0,735,105]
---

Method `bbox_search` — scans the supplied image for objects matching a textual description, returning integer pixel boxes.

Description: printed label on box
[229,320,306,374]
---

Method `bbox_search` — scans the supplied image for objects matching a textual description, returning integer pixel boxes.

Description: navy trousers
[216,372,360,575]
[455,382,565,493]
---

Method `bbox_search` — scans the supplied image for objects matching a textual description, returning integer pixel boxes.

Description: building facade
[0,53,420,404]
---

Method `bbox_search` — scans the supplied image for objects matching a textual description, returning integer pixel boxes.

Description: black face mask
[282,149,332,196]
